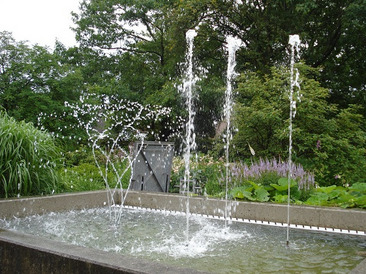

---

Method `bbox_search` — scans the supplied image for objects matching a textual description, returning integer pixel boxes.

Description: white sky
[0,0,81,48]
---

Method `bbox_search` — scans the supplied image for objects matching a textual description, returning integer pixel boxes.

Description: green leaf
[327,189,343,200]
[273,194,288,203]
[278,177,297,187]
[248,180,261,190]
[355,195,366,208]
[271,177,297,192]
[264,185,275,192]
[243,191,256,201]
[305,192,330,206]
[277,177,288,186]
[254,188,270,202]
[230,186,254,201]
[335,192,356,208]
[232,190,244,199]
[349,183,366,194]
[270,183,288,192]
[315,185,337,194]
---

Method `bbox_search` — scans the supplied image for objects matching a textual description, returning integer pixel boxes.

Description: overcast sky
[0,0,80,48]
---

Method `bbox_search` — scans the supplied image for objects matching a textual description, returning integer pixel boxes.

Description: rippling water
[1,207,365,273]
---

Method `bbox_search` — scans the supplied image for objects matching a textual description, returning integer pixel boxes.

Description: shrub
[60,148,132,192]
[0,111,60,197]
[229,158,314,203]
[58,163,106,192]
[304,182,366,208]
[230,158,315,190]
[170,154,226,195]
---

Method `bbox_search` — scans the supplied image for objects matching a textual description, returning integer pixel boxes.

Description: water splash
[224,36,241,227]
[148,216,247,259]
[287,34,301,246]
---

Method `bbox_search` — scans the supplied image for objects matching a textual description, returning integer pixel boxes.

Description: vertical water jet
[182,29,197,244]
[224,36,241,227]
[287,34,301,246]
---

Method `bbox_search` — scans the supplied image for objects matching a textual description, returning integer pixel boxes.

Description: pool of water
[1,207,365,273]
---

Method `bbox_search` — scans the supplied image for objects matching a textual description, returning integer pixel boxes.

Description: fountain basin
[1,191,366,273]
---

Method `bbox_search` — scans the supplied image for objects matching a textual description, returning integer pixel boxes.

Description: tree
[317,0,366,110]
[72,0,184,76]
[232,65,366,186]
[0,32,83,125]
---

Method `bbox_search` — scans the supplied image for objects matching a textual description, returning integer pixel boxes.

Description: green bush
[230,178,366,209]
[59,163,106,192]
[60,148,132,192]
[230,177,310,204]
[0,111,60,197]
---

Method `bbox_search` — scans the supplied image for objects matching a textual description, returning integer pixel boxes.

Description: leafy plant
[302,183,366,208]
[231,158,315,190]
[60,151,132,193]
[231,181,270,202]
[231,177,304,203]
[0,111,60,198]
[270,177,296,191]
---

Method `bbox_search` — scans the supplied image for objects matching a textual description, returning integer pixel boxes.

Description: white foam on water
[138,215,250,259]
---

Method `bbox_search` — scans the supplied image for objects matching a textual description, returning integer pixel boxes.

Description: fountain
[287,34,302,246]
[223,36,242,227]
[181,29,198,244]
[1,32,366,273]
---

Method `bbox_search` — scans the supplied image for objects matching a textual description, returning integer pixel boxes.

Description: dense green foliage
[0,112,60,198]
[0,32,83,125]
[232,65,366,186]
[1,1,365,199]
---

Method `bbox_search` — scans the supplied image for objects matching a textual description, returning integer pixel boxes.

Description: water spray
[287,34,301,247]
[38,93,181,225]
[182,29,198,244]
[224,36,241,228]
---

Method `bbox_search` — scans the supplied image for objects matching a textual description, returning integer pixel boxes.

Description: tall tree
[0,32,84,138]
[72,0,183,77]
[71,0,366,152]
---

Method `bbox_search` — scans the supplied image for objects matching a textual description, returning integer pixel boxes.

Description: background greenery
[1,1,365,205]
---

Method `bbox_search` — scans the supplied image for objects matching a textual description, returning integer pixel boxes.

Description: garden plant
[0,111,60,198]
